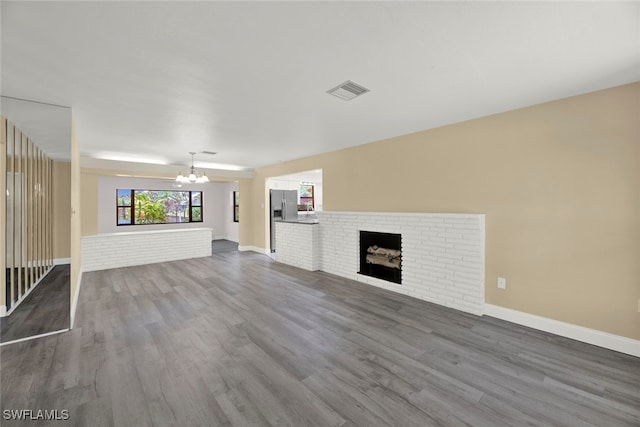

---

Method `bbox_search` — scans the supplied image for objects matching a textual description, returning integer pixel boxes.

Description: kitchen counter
[275,218,319,224]
[274,220,320,271]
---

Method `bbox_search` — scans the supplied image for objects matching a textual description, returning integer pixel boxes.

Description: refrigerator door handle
[282,200,286,220]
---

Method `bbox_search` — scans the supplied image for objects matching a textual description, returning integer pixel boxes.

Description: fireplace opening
[358,231,401,284]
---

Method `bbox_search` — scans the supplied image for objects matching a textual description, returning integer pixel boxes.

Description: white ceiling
[2,1,638,171]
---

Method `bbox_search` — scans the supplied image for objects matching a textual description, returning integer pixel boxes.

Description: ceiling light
[193,161,251,172]
[327,80,370,101]
[93,152,169,165]
[176,152,209,184]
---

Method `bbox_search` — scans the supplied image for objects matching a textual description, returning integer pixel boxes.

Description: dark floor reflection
[1,264,70,344]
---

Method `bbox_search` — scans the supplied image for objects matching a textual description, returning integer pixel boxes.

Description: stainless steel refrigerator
[270,189,298,252]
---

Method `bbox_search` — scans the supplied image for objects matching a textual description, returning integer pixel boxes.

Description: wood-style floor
[1,250,638,426]
[0,265,70,344]
[211,239,239,254]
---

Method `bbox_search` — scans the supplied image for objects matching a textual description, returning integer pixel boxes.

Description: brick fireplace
[316,211,485,315]
[359,230,402,284]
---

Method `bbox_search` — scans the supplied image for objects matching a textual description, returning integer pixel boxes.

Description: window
[299,184,314,211]
[117,189,203,226]
[233,191,240,222]
[117,189,132,225]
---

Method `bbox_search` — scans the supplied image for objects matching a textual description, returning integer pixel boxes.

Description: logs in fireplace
[359,231,402,284]
[366,246,401,269]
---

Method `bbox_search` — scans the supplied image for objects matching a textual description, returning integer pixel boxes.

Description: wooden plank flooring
[0,265,70,343]
[211,239,239,254]
[1,251,638,426]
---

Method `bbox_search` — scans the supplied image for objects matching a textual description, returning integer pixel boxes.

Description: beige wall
[53,161,71,259]
[242,83,640,340]
[80,172,99,236]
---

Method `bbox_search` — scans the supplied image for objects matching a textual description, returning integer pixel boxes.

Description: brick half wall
[81,228,212,272]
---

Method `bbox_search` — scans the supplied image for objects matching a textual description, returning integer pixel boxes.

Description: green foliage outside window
[134,192,167,224]
[117,189,203,226]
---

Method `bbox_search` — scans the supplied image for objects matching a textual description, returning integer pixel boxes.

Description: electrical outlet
[497,277,506,290]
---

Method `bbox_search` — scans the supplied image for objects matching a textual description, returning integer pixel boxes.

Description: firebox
[358,231,401,284]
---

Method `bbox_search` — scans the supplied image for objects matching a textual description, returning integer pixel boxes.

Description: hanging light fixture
[176,152,210,184]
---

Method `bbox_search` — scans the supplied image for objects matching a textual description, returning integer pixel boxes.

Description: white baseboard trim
[238,245,270,255]
[0,305,5,316]
[70,267,83,329]
[0,328,69,347]
[54,257,71,265]
[484,304,640,358]
[1,265,54,317]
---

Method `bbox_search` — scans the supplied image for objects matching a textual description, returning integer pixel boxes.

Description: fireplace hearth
[358,230,401,284]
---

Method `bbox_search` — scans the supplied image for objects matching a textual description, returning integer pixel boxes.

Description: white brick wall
[82,228,212,272]
[275,222,320,271]
[316,211,485,315]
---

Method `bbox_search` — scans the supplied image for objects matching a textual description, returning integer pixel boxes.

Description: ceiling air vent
[200,151,218,156]
[327,80,370,101]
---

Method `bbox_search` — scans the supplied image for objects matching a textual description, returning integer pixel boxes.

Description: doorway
[266,169,323,254]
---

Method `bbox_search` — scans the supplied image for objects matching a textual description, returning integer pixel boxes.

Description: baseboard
[1,265,54,317]
[0,305,5,316]
[484,304,640,358]
[0,328,69,347]
[54,257,71,265]
[70,267,83,329]
[238,245,270,255]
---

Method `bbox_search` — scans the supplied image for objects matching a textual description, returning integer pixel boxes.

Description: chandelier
[176,152,210,184]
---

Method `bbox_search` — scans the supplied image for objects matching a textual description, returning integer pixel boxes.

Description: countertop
[275,218,319,225]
